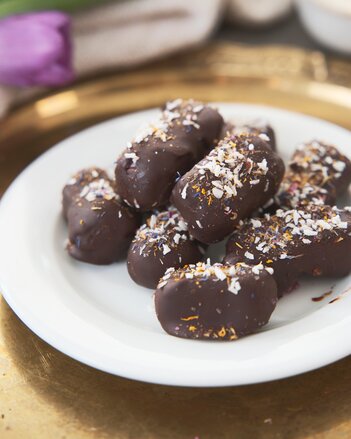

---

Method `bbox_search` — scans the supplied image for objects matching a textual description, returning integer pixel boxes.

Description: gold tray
[0,43,350,439]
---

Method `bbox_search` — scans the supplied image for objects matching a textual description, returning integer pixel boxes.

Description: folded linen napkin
[74,0,224,74]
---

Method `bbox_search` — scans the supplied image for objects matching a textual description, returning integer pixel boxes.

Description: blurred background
[1,0,351,117]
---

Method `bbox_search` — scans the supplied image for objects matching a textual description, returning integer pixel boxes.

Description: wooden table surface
[0,43,350,438]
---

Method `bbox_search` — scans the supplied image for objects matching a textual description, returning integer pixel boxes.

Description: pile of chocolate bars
[62,99,351,341]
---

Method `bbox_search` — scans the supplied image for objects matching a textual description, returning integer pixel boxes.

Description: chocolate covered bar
[155,261,277,340]
[115,99,224,211]
[172,133,285,243]
[63,168,140,264]
[225,205,351,295]
[127,206,205,288]
[273,140,351,210]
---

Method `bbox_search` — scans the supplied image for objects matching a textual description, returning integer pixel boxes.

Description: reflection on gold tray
[0,43,350,438]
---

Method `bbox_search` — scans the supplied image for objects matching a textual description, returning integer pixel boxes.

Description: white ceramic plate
[0,104,350,387]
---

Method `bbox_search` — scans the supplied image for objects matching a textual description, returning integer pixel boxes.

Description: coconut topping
[231,205,351,263]
[275,175,329,208]
[157,260,273,293]
[291,140,348,183]
[67,168,104,186]
[275,140,350,209]
[193,135,270,201]
[133,207,191,256]
[79,178,117,202]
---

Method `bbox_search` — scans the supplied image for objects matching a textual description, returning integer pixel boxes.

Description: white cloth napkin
[74,0,224,74]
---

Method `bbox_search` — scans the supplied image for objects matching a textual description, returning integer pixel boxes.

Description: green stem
[0,0,114,18]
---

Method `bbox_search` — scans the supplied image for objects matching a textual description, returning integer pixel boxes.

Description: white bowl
[296,0,351,54]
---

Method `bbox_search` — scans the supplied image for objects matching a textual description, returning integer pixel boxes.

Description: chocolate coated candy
[127,207,205,288]
[269,173,335,212]
[62,167,108,220]
[220,120,276,151]
[274,140,351,210]
[155,261,277,340]
[63,169,140,265]
[172,133,285,244]
[115,99,224,211]
[225,205,351,296]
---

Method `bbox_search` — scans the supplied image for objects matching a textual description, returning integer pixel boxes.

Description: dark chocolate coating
[62,167,108,220]
[115,99,224,211]
[127,207,205,288]
[171,133,285,244]
[274,140,351,210]
[63,169,140,265]
[155,262,278,340]
[224,205,351,296]
[290,140,351,193]
[271,173,336,212]
[220,121,276,151]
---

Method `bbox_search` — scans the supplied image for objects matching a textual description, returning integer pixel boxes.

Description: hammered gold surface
[0,43,350,438]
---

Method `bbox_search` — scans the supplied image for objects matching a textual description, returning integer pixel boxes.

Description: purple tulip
[0,11,73,87]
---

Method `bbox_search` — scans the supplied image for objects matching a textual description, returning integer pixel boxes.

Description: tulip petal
[32,60,74,86]
[29,11,70,28]
[0,11,73,87]
[0,24,63,70]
